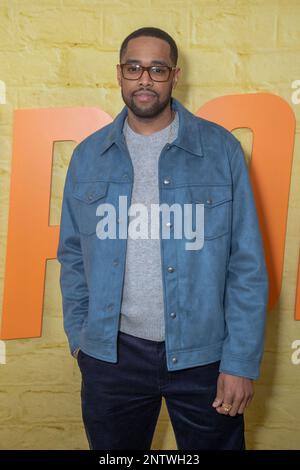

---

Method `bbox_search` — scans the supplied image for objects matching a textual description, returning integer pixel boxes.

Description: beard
[121,87,172,118]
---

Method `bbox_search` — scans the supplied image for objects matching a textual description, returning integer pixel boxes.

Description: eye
[126,64,141,73]
[151,66,164,74]
[151,66,169,76]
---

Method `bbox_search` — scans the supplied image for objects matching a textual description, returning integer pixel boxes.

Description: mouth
[133,91,157,103]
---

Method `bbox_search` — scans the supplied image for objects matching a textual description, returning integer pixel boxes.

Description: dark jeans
[77,330,245,450]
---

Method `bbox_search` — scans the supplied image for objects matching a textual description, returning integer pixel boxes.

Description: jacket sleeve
[56,148,89,356]
[219,141,269,380]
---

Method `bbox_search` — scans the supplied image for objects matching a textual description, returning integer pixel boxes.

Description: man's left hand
[212,373,254,416]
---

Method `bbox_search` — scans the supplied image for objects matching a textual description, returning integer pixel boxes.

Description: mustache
[133,90,158,97]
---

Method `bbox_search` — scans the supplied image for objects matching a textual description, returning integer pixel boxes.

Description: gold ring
[221,402,232,412]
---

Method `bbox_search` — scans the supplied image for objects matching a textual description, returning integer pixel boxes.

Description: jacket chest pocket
[72,181,109,235]
[188,185,232,240]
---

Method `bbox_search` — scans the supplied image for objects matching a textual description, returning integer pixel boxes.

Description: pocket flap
[190,185,232,208]
[73,181,108,204]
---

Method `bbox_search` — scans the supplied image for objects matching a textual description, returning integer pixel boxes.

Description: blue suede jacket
[57,97,269,379]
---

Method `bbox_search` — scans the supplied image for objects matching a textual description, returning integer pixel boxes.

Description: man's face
[117,36,180,118]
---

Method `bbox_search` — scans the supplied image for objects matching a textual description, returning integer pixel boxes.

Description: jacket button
[123,173,129,180]
[113,259,119,266]
[88,194,94,200]
[163,177,171,185]
[166,222,173,228]
[172,356,178,363]
[206,198,212,204]
[170,312,176,318]
[167,266,175,273]
[107,303,114,311]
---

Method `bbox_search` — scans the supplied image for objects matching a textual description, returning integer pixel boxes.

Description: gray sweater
[118,111,179,341]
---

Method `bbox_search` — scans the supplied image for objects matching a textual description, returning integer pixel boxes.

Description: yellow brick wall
[0,0,299,450]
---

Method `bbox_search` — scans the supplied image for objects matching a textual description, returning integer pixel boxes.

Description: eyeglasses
[120,63,176,82]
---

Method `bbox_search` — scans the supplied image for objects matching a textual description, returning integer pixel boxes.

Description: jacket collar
[99,96,204,157]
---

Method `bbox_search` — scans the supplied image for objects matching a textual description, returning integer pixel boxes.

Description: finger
[212,377,224,408]
[216,403,232,415]
[216,392,234,415]
[212,396,223,408]
[228,394,244,416]
[245,394,254,409]
[237,398,248,415]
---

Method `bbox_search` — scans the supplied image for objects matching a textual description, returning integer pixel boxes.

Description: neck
[126,103,175,136]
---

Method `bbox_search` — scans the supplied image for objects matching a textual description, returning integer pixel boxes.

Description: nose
[138,68,153,86]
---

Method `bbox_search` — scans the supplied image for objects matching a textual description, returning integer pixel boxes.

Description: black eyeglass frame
[119,63,177,82]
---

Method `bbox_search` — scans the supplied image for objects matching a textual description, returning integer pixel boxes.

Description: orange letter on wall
[1,94,297,341]
[0,107,112,339]
[196,93,296,314]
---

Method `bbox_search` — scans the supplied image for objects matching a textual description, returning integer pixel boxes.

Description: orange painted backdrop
[0,94,297,341]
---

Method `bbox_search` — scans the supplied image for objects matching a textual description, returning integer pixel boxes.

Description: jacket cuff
[219,354,261,380]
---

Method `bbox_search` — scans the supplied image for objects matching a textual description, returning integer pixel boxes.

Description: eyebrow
[124,59,170,66]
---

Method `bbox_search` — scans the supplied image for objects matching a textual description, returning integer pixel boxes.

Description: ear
[116,64,122,87]
[172,67,181,89]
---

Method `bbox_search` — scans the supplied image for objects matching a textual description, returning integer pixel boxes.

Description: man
[57,27,269,450]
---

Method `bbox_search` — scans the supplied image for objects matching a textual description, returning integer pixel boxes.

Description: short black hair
[119,27,178,66]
